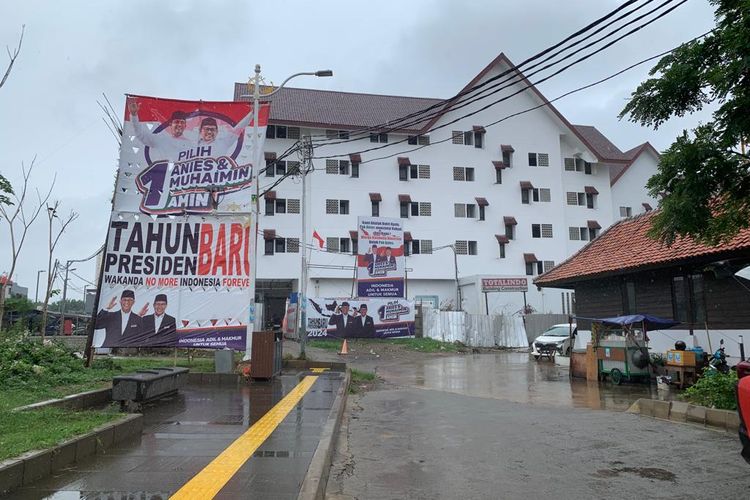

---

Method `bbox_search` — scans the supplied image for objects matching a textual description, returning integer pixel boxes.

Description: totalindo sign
[481,277,528,293]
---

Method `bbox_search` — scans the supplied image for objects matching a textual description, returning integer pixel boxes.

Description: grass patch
[307,339,344,351]
[0,406,122,461]
[349,368,377,394]
[385,338,459,352]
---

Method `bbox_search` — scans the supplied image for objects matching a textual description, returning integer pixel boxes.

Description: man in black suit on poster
[352,303,376,338]
[141,294,178,346]
[328,301,355,337]
[95,290,144,347]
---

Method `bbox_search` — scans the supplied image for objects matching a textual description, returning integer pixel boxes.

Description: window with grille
[326,238,339,252]
[408,135,430,145]
[454,204,466,218]
[326,160,339,174]
[326,199,348,214]
[454,240,468,255]
[453,167,465,181]
[419,202,431,216]
[287,127,300,139]
[287,199,300,214]
[286,238,300,253]
[452,131,464,145]
[370,133,388,143]
[287,161,300,175]
[541,224,553,238]
[528,152,549,167]
[326,160,352,175]
[620,206,632,217]
[569,227,580,240]
[418,165,431,179]
[566,192,578,205]
[564,158,575,171]
[266,125,299,140]
[421,240,433,254]
[326,130,349,139]
[543,260,555,272]
[265,159,286,177]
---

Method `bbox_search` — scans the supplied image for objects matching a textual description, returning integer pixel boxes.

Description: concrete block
[21,450,52,485]
[669,401,689,422]
[95,426,115,454]
[726,412,741,432]
[75,433,98,460]
[653,400,671,420]
[705,408,728,429]
[638,398,655,417]
[51,441,77,471]
[0,459,24,495]
[686,404,707,425]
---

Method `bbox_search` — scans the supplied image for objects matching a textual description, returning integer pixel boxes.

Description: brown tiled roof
[233,84,440,133]
[535,211,750,288]
[572,125,631,163]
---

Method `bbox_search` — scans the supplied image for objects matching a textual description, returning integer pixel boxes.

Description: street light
[243,65,333,361]
[35,270,46,303]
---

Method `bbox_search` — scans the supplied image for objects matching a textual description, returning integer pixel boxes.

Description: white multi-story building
[233,53,660,320]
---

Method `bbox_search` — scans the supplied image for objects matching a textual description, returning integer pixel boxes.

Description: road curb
[0,413,143,496]
[12,387,112,412]
[297,369,351,500]
[628,398,740,432]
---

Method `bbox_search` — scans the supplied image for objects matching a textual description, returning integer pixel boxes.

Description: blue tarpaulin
[588,314,679,330]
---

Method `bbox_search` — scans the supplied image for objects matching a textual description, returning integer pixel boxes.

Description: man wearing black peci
[352,303,376,338]
[141,293,178,346]
[95,290,144,347]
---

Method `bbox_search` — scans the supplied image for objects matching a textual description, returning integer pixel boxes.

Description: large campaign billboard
[356,217,405,297]
[305,297,415,339]
[93,95,269,349]
[116,95,269,215]
[93,214,254,349]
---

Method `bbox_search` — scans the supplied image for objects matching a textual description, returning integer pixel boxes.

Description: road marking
[170,375,318,500]
[311,367,329,373]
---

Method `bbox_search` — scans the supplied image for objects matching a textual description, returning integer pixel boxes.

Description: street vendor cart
[588,314,679,385]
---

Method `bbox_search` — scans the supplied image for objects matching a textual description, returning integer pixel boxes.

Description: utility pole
[60,261,74,335]
[297,135,314,358]
[35,269,46,303]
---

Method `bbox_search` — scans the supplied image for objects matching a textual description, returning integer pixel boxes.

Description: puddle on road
[375,352,670,411]
[595,467,677,482]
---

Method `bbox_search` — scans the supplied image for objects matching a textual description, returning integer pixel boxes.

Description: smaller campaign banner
[305,297,415,340]
[356,217,405,297]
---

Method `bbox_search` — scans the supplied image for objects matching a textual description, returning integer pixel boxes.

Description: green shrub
[683,370,738,410]
[0,330,86,389]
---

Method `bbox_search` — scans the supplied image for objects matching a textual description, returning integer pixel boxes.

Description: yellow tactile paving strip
[310,367,329,373]
[170,375,319,500]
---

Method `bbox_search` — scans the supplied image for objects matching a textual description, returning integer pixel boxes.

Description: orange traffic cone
[338,339,349,355]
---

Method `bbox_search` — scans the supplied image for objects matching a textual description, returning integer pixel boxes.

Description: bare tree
[40,201,78,340]
[0,158,55,329]
[0,25,24,90]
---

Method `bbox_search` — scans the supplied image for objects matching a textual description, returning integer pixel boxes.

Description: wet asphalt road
[324,351,750,500]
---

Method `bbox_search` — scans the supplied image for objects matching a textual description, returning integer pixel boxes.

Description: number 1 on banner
[139,162,170,210]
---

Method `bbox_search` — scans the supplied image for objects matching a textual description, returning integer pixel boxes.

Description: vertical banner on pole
[356,217,405,298]
[92,95,270,349]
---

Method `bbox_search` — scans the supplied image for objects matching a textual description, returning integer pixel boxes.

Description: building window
[408,135,430,145]
[590,227,599,239]
[326,237,339,252]
[452,131,464,145]
[264,239,274,255]
[400,202,409,218]
[463,131,473,146]
[275,199,286,214]
[399,163,409,181]
[275,238,286,253]
[265,159,288,177]
[543,261,555,273]
[326,160,351,175]
[474,131,484,149]
[521,189,530,204]
[672,274,706,323]
[505,224,514,240]
[326,130,349,140]
[452,166,475,181]
[372,200,380,217]
[564,158,575,171]
[531,188,551,202]
[454,203,477,218]
[498,243,506,258]
[584,162,592,175]
[421,240,433,254]
[287,199,300,214]
[586,193,596,209]
[454,240,477,255]
[418,202,432,216]
[370,133,388,143]
[541,224,553,238]
[339,238,351,253]
[265,198,274,215]
[326,199,349,215]
[351,163,360,178]
[495,168,502,184]
[619,206,633,218]
[266,125,300,140]
[479,205,485,221]
[532,224,553,238]
[338,160,350,176]
[287,238,300,253]
[528,152,549,167]
[502,150,513,168]
[265,197,299,215]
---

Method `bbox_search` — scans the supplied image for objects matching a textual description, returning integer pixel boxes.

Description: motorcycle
[708,340,730,374]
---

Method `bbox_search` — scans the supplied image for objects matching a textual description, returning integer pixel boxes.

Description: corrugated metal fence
[422,309,528,348]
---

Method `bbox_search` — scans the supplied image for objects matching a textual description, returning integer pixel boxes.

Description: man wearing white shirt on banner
[141,294,178,346]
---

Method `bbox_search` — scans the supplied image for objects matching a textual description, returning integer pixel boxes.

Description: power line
[313,0,677,147]
[305,0,648,143]
[338,27,710,166]
[312,0,688,162]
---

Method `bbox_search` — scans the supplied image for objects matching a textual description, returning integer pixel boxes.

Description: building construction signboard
[93,95,269,349]
[480,277,528,293]
[356,216,405,297]
[304,297,415,339]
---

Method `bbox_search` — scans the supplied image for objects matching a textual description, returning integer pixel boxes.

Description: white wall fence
[422,309,528,348]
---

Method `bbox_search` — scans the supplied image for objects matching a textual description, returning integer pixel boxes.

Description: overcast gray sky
[0,0,716,298]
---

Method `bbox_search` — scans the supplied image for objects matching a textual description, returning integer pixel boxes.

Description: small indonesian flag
[313,230,324,249]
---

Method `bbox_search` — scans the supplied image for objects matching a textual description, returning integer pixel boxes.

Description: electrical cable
[312,0,687,159]
[304,0,648,143]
